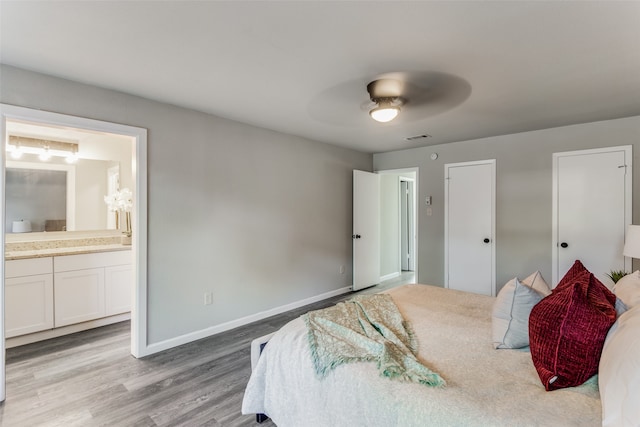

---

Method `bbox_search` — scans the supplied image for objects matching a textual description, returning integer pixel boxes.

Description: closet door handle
[483,238,490,244]
[560,242,569,248]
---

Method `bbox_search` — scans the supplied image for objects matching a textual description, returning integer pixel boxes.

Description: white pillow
[613,271,640,309]
[522,270,551,296]
[492,272,550,349]
[599,305,640,427]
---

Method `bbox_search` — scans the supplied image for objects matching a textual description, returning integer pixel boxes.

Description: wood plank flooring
[0,272,414,426]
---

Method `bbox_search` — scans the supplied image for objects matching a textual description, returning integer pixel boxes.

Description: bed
[242,283,617,426]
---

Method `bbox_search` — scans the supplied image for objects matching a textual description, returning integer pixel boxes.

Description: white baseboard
[145,286,352,356]
[380,272,401,282]
[6,313,131,348]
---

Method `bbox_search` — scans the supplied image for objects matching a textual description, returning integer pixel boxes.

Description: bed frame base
[250,332,276,424]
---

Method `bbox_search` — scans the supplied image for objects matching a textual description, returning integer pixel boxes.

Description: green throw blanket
[303,294,445,387]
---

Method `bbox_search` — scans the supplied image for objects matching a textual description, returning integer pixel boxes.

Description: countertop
[6,244,132,260]
[5,231,132,260]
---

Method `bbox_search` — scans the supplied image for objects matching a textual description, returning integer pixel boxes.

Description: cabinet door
[6,274,54,338]
[54,268,105,327]
[105,265,132,316]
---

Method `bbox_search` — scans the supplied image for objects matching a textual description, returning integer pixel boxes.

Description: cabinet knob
[483,238,490,244]
[560,242,569,248]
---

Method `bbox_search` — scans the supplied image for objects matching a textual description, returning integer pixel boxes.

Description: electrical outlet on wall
[204,292,213,305]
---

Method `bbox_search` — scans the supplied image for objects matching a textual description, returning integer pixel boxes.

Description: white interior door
[353,170,380,291]
[445,160,496,296]
[553,146,632,287]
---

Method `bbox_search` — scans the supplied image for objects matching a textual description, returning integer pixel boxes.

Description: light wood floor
[0,272,415,426]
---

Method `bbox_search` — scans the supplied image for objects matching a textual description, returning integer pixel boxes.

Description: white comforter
[242,284,601,426]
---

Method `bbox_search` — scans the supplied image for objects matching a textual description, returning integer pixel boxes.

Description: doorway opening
[0,104,148,402]
[378,168,418,284]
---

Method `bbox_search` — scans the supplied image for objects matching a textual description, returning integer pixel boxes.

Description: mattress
[242,284,601,426]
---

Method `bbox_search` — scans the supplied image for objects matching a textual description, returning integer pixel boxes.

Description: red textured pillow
[555,259,588,290]
[529,270,617,391]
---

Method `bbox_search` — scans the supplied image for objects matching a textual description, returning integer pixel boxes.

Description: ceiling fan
[365,79,405,123]
[307,71,472,127]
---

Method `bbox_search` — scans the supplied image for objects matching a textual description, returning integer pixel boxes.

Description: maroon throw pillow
[529,270,617,391]
[555,259,588,290]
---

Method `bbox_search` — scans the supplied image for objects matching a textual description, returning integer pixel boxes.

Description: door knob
[560,242,569,248]
[352,234,361,239]
[483,238,490,243]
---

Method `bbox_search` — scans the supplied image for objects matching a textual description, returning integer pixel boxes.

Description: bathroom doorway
[0,104,148,401]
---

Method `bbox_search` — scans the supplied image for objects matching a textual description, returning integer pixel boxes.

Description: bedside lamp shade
[623,225,640,259]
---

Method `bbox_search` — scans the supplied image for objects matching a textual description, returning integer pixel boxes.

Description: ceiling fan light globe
[370,106,399,123]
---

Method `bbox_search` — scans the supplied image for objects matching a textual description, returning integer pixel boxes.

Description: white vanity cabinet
[105,264,134,316]
[54,251,132,327]
[5,257,54,338]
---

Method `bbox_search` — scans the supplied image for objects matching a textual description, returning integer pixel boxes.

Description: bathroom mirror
[5,157,119,233]
[5,119,134,235]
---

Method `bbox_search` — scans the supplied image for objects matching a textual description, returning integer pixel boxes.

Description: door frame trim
[0,104,149,402]
[552,145,632,285]
[444,159,496,296]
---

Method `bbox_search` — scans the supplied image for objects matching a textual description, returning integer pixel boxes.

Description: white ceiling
[1,1,639,154]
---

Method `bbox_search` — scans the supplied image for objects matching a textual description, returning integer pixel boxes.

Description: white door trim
[444,159,496,295]
[552,145,632,285]
[0,104,149,401]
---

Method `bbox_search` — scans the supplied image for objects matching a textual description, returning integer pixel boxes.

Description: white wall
[1,65,372,345]
[74,158,109,230]
[374,116,640,291]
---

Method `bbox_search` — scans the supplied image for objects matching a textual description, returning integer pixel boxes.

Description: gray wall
[374,116,640,291]
[1,65,372,344]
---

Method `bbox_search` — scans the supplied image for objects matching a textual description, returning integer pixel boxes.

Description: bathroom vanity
[5,231,132,347]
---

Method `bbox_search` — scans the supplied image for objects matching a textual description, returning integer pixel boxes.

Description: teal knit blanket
[303,294,445,387]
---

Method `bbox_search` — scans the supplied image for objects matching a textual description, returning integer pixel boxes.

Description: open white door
[353,170,380,291]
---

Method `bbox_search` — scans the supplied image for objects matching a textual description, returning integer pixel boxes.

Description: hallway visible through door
[379,169,418,283]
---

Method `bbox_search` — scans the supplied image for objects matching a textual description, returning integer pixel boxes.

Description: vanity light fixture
[7,135,79,162]
[65,149,78,164]
[10,144,23,159]
[39,146,51,161]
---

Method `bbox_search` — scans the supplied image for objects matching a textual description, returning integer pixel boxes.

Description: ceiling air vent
[404,134,432,141]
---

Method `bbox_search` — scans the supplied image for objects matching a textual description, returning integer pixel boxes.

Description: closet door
[553,146,632,287]
[445,160,496,296]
